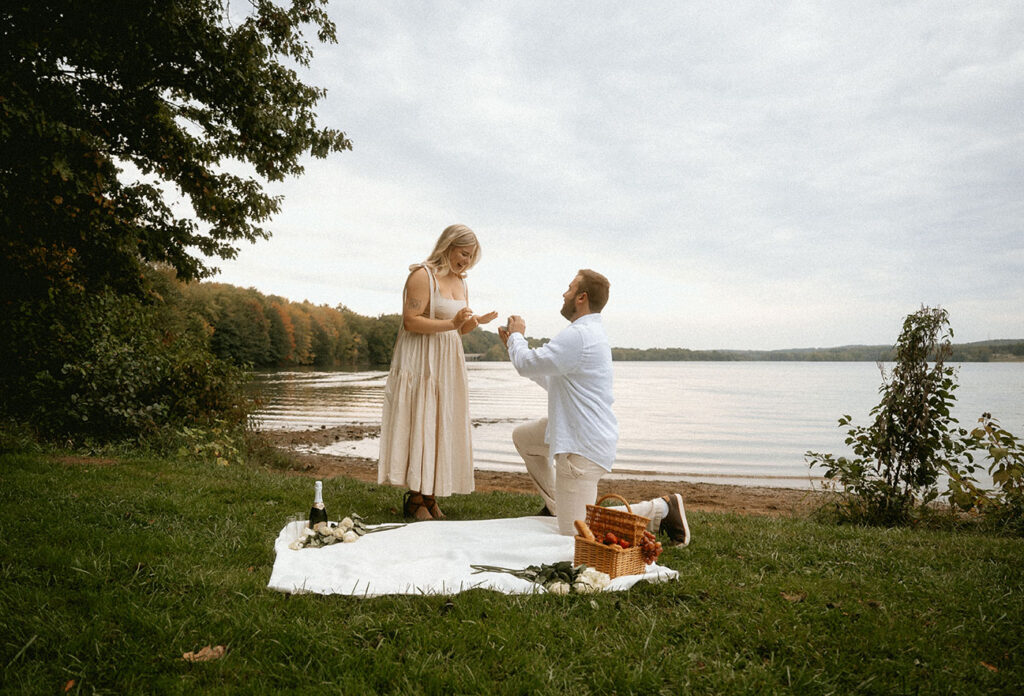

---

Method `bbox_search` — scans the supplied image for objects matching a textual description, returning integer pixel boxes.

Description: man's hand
[498,315,524,347]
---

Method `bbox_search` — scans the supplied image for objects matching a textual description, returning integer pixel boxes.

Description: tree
[211,290,272,366]
[1,0,350,433]
[287,304,314,365]
[461,327,503,358]
[307,305,337,367]
[19,276,250,440]
[325,307,355,364]
[806,307,968,525]
[365,314,402,365]
[265,300,296,365]
[2,0,350,288]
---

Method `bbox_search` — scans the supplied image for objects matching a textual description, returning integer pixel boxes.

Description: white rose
[342,531,359,543]
[574,568,610,593]
[573,580,593,593]
[340,517,354,530]
[288,539,305,551]
[546,581,571,595]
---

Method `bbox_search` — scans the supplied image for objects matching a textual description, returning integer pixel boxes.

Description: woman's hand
[458,310,498,334]
[451,306,474,330]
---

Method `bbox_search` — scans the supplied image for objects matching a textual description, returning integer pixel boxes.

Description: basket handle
[594,493,631,512]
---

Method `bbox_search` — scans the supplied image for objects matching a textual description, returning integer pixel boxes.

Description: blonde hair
[413,224,481,277]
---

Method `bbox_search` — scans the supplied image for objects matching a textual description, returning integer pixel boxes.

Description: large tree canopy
[1,0,351,295]
[0,0,351,436]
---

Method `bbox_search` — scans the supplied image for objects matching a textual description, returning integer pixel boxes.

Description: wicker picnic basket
[573,494,649,578]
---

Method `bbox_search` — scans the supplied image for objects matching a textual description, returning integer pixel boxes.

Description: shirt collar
[571,313,601,326]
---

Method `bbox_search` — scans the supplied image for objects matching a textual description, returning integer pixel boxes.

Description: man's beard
[560,297,575,321]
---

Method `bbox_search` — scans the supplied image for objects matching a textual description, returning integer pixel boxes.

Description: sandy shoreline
[261,425,828,518]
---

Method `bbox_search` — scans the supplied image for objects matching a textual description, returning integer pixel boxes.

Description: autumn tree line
[187,280,400,368]
[190,275,1022,370]
[174,275,507,369]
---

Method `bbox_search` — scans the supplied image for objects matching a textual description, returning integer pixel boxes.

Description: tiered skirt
[377,328,474,496]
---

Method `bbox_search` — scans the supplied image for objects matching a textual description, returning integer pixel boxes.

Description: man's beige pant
[512,418,607,535]
[513,418,665,536]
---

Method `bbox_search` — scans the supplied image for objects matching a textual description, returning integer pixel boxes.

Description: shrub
[808,307,1024,533]
[175,421,246,468]
[806,307,968,525]
[6,288,253,442]
[946,413,1024,534]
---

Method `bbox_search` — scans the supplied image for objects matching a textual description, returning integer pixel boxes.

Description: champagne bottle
[308,480,328,528]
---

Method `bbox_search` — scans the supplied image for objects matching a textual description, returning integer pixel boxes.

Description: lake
[251,361,1024,489]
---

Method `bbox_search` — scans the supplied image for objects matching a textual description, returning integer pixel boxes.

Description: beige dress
[377,265,475,496]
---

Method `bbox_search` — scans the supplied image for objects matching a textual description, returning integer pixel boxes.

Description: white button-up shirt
[507,313,618,470]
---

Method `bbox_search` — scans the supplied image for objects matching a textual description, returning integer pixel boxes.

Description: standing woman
[378,224,497,520]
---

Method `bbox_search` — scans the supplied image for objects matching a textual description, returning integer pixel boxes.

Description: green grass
[1,450,1022,695]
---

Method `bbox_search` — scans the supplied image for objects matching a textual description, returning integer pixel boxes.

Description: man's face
[560,276,583,321]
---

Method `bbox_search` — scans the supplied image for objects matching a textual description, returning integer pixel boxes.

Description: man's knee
[512,419,545,452]
[511,423,530,451]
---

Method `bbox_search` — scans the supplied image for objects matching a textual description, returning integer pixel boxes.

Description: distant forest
[608,341,1024,363]
[184,280,1023,368]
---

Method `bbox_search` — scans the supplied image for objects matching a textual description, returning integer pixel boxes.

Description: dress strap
[420,264,438,319]
[402,264,438,320]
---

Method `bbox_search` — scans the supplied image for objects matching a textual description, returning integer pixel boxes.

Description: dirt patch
[265,428,827,518]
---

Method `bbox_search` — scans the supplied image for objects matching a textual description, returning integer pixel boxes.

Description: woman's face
[448,245,476,274]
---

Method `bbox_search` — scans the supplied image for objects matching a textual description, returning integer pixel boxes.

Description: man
[499,269,690,545]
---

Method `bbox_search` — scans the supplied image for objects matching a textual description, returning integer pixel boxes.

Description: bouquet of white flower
[288,514,404,550]
[470,561,611,594]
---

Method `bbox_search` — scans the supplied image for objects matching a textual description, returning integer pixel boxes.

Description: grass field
[1,449,1021,694]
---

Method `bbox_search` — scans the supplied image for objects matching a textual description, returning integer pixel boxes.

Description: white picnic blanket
[267,516,678,597]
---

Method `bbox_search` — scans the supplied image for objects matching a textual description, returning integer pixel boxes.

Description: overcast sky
[208,1,1023,350]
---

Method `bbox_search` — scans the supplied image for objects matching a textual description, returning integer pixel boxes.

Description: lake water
[251,362,1024,489]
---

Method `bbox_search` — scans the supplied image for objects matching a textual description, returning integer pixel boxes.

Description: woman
[377,224,498,520]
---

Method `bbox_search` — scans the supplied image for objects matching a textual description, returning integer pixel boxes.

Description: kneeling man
[500,269,689,545]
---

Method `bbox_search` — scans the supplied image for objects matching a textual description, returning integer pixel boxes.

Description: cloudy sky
[208,1,1023,350]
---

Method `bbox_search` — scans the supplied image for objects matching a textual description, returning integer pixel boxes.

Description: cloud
[209,1,1024,349]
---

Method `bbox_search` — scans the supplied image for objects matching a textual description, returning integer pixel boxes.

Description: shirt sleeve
[507,327,583,383]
